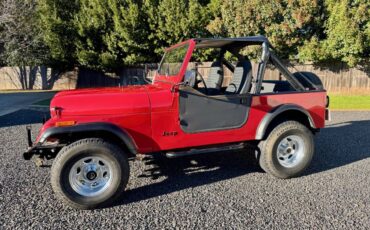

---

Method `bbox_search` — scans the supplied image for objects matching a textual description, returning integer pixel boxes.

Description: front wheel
[257,121,314,179]
[51,138,129,209]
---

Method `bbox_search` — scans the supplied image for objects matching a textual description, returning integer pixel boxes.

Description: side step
[165,143,245,158]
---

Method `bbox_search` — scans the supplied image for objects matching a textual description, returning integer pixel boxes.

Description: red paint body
[38,39,327,154]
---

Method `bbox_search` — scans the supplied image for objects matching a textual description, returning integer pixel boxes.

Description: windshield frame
[158,43,189,77]
[153,40,195,85]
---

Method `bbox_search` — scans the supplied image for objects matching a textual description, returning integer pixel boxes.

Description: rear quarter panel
[247,91,327,136]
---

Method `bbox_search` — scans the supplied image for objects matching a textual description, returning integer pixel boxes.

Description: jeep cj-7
[23,36,330,209]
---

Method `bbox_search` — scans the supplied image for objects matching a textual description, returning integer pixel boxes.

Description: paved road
[0,92,56,116]
[0,111,369,229]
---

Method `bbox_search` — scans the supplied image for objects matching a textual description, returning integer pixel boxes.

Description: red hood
[50,85,154,117]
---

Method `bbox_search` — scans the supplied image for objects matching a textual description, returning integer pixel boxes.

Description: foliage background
[0,0,369,71]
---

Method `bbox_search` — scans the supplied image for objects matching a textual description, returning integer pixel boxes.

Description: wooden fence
[76,67,153,88]
[1,62,369,94]
[144,62,370,94]
[0,66,78,90]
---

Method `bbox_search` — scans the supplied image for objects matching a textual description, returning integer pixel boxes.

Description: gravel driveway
[0,110,369,229]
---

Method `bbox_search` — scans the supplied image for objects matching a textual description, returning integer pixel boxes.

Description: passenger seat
[225,60,252,94]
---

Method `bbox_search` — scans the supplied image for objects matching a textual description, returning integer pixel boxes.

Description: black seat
[225,60,252,94]
[204,61,223,95]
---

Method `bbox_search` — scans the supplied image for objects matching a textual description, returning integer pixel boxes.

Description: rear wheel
[51,138,129,209]
[257,121,314,179]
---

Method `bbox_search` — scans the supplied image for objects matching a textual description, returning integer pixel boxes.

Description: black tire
[257,121,314,179]
[293,71,324,90]
[51,138,129,209]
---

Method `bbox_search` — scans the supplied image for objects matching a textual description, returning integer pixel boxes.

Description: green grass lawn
[329,95,370,110]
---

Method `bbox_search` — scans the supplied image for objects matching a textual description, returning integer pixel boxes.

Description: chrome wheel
[68,156,113,197]
[276,135,305,168]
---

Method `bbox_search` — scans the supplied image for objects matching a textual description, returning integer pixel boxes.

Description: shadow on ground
[0,109,50,128]
[117,150,260,206]
[308,120,370,174]
[115,119,370,206]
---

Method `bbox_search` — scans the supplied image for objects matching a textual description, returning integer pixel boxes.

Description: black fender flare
[255,104,316,140]
[39,122,138,155]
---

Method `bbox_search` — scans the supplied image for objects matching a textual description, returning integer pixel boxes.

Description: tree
[73,0,158,70]
[38,0,80,68]
[0,0,49,66]
[0,23,5,66]
[299,0,370,67]
[39,0,211,70]
[146,0,210,55]
[2,0,368,71]
[0,0,54,89]
[72,0,118,70]
[113,0,157,65]
[40,0,158,71]
[207,0,323,59]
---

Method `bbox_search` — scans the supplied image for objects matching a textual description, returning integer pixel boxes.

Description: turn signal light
[55,121,76,127]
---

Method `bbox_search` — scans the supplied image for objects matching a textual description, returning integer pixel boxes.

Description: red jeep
[24,36,329,209]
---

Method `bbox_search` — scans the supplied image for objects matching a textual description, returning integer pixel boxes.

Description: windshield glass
[158,44,189,76]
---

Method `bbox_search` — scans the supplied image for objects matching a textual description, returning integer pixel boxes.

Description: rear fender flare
[255,104,316,140]
[39,122,138,155]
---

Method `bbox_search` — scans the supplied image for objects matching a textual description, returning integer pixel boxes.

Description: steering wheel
[228,83,237,94]
[193,69,208,94]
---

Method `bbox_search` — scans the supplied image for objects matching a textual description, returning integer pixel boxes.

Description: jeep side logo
[162,131,178,136]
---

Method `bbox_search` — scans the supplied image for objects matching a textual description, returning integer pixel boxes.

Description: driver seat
[204,61,223,95]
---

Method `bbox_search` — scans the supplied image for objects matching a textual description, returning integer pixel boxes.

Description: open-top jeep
[24,36,329,209]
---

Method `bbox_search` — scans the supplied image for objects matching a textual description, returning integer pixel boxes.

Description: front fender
[24,122,138,160]
[39,122,138,155]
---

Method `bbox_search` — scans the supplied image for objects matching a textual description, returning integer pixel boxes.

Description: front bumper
[23,146,38,160]
[23,126,64,161]
[23,126,36,160]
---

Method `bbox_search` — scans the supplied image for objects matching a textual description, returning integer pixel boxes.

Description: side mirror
[171,70,197,92]
[183,69,196,88]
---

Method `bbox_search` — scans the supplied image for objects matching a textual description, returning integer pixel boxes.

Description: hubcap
[68,156,112,197]
[86,171,97,180]
[276,135,305,168]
